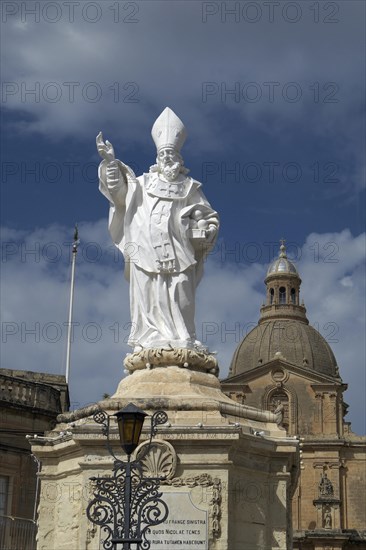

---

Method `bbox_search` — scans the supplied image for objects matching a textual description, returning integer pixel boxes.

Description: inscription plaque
[146,490,208,549]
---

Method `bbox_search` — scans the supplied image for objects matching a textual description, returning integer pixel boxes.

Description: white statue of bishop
[97,107,219,356]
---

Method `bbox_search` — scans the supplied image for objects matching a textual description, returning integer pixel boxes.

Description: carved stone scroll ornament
[124,347,218,376]
[163,473,222,539]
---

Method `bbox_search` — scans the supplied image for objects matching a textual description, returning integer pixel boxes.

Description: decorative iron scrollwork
[151,411,168,436]
[87,462,168,549]
[94,410,109,436]
[87,407,169,549]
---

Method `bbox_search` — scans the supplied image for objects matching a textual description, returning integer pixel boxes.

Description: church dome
[229,241,339,379]
[230,319,338,377]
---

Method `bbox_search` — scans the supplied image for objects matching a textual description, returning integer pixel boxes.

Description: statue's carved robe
[99,160,218,349]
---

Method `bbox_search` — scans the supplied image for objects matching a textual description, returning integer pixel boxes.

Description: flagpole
[66,225,79,385]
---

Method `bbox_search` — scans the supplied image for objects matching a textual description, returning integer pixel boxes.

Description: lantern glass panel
[114,404,147,456]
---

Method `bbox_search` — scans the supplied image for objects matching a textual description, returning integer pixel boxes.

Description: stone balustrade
[0,373,61,415]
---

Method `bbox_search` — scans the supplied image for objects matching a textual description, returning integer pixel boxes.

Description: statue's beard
[159,162,181,181]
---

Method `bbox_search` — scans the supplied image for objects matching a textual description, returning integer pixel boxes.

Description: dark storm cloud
[2,1,364,203]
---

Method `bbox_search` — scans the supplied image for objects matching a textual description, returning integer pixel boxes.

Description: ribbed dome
[230,319,338,378]
[267,244,298,276]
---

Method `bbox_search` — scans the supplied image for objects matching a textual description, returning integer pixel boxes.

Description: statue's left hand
[206,224,217,243]
[96,131,115,162]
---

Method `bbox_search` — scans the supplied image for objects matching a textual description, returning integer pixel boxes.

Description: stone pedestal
[31,367,299,550]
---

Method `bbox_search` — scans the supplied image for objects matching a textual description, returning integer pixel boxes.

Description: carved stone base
[32,411,298,550]
[113,366,226,403]
[123,347,219,375]
[56,367,282,429]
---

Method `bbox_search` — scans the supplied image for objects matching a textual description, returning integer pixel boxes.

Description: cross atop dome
[279,238,287,258]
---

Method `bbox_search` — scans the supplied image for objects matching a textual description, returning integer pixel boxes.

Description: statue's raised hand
[96,131,115,162]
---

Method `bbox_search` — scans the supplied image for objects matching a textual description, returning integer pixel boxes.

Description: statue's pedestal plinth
[32,367,299,550]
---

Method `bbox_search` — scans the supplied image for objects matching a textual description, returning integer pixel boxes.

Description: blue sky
[1,1,365,434]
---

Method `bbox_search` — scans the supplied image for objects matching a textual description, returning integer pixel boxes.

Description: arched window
[291,288,296,304]
[279,287,286,304]
[270,288,274,304]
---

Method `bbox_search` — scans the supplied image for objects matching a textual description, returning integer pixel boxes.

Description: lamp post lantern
[113,403,148,457]
[87,404,169,550]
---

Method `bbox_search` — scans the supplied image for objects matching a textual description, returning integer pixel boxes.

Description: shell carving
[135,440,177,480]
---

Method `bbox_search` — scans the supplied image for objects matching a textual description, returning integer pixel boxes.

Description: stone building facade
[0,368,69,549]
[222,243,366,549]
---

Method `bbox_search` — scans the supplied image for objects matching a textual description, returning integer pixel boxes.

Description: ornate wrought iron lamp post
[87,403,169,549]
